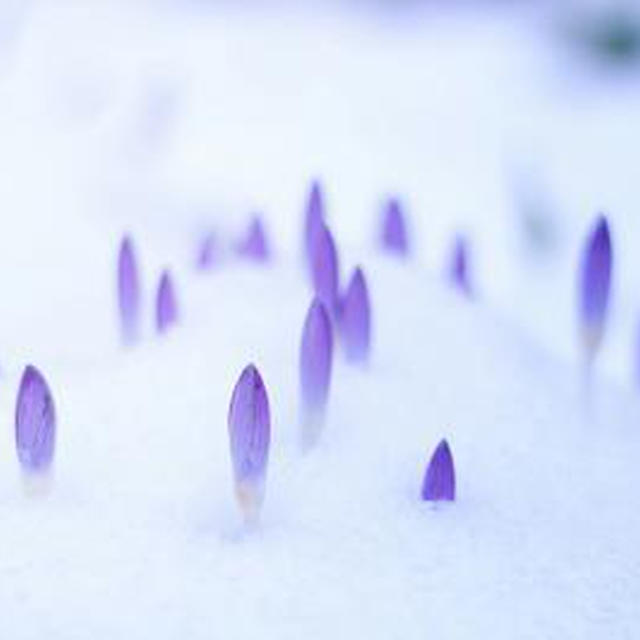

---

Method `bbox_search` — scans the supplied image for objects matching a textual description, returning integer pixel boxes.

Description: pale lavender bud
[237,216,269,261]
[15,365,56,474]
[450,235,471,296]
[381,197,408,255]
[305,180,325,266]
[579,215,612,360]
[228,364,271,522]
[421,439,455,502]
[311,224,339,314]
[340,267,371,364]
[117,235,140,344]
[196,232,217,270]
[156,269,178,333]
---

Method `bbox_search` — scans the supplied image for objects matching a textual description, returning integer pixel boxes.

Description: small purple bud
[196,232,217,270]
[311,224,339,314]
[450,235,471,296]
[15,365,56,474]
[117,235,140,344]
[579,215,612,361]
[228,364,271,522]
[381,198,409,255]
[421,439,455,502]
[340,267,371,364]
[305,180,325,267]
[155,269,178,333]
[237,216,269,261]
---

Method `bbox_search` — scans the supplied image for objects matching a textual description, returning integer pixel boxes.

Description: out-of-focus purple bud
[117,235,140,344]
[450,235,471,296]
[305,180,325,267]
[579,215,612,361]
[311,224,339,314]
[300,298,333,447]
[237,216,269,261]
[228,364,271,523]
[381,198,409,255]
[421,439,455,502]
[340,267,371,364]
[15,365,56,474]
[196,232,217,270]
[156,269,178,333]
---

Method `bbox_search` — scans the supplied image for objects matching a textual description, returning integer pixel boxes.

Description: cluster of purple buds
[117,235,141,344]
[421,439,456,502]
[237,216,270,261]
[156,269,179,333]
[380,197,409,256]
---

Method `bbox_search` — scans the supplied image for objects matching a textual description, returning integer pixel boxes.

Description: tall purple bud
[381,198,409,255]
[237,216,269,261]
[299,298,333,447]
[155,269,178,333]
[311,224,339,315]
[15,365,56,475]
[450,235,471,296]
[421,439,455,502]
[117,235,140,344]
[305,180,325,268]
[228,364,271,523]
[340,267,371,364]
[579,215,612,362]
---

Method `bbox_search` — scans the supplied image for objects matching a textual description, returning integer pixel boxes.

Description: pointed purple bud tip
[237,216,270,261]
[196,232,217,270]
[340,266,371,364]
[305,179,325,267]
[117,234,140,344]
[15,365,56,474]
[228,364,271,522]
[311,224,339,314]
[450,235,471,296]
[300,298,333,446]
[381,197,409,255]
[156,269,178,333]
[421,439,455,502]
[579,215,612,360]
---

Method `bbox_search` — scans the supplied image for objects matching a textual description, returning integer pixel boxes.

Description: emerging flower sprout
[237,216,269,261]
[15,365,56,475]
[155,269,178,333]
[421,439,455,502]
[340,266,371,364]
[450,235,471,296]
[196,232,217,270]
[381,197,409,255]
[304,180,325,268]
[311,224,339,314]
[117,234,140,344]
[579,215,612,363]
[228,364,271,523]
[299,298,333,447]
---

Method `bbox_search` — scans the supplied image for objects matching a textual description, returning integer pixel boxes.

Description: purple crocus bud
[381,197,408,255]
[196,232,217,270]
[305,180,325,267]
[450,235,471,296]
[421,439,455,502]
[300,298,333,447]
[117,234,140,344]
[311,224,339,314]
[340,267,371,364]
[155,269,178,333]
[579,215,612,361]
[15,365,56,474]
[237,216,269,261]
[228,364,271,523]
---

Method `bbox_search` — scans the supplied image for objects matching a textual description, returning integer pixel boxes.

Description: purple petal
[340,267,371,364]
[421,439,455,502]
[450,235,471,296]
[237,216,269,261]
[381,198,409,255]
[156,269,178,333]
[196,232,217,270]
[305,180,325,267]
[117,235,140,344]
[311,224,339,314]
[228,364,271,519]
[15,365,56,473]
[579,215,612,359]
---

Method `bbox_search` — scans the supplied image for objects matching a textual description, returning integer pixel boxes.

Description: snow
[0,1,640,638]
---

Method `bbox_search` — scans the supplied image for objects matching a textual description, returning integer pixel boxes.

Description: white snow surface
[0,1,640,638]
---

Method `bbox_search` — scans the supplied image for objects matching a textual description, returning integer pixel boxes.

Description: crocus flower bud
[305,180,324,267]
[117,234,140,344]
[237,216,269,261]
[15,365,56,475]
[300,298,333,447]
[156,269,178,333]
[450,235,471,296]
[228,364,271,523]
[311,224,339,315]
[196,232,217,270]
[579,215,612,363]
[421,439,455,502]
[381,197,408,255]
[340,267,371,364]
